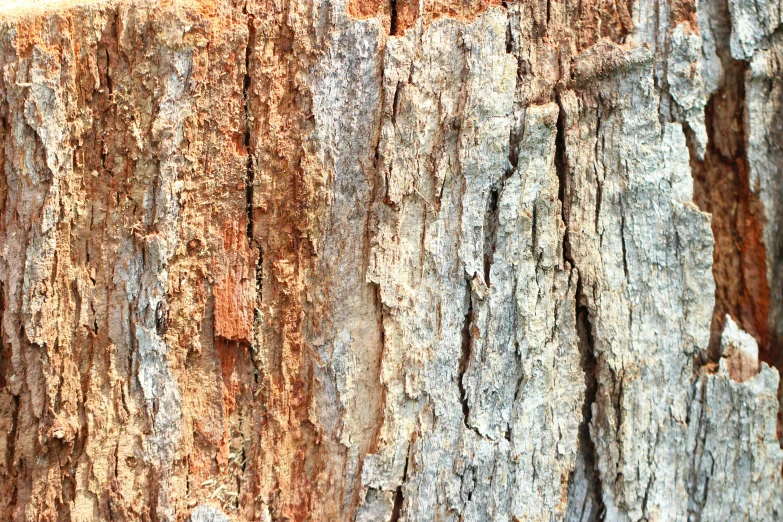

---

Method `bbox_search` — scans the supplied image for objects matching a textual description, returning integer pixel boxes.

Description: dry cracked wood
[0,0,782,521]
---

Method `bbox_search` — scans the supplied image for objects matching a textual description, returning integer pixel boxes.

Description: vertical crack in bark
[573,285,606,521]
[685,378,711,520]
[389,452,409,522]
[154,301,169,336]
[505,11,513,54]
[458,281,474,429]
[365,53,390,465]
[619,212,629,282]
[248,0,323,515]
[556,97,606,520]
[5,393,18,482]
[391,81,402,125]
[243,17,255,248]
[555,99,570,259]
[244,15,263,382]
[389,0,398,36]
[0,284,6,392]
[483,187,500,285]
[368,283,387,457]
[253,226,264,294]
[391,0,419,35]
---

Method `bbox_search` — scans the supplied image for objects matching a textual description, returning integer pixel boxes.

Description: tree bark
[0,0,782,520]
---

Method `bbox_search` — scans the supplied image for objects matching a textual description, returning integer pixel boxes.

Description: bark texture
[0,0,782,521]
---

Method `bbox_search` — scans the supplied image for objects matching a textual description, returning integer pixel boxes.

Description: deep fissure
[243,17,255,245]
[483,187,500,285]
[390,452,410,522]
[389,0,398,35]
[556,97,606,519]
[573,289,606,521]
[458,282,473,428]
[244,15,263,382]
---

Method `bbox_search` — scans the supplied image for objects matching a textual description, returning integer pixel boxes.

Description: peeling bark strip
[1,0,783,521]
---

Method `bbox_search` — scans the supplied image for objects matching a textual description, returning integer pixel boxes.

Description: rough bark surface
[0,0,782,521]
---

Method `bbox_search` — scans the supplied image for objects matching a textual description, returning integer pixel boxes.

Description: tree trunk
[1,0,782,520]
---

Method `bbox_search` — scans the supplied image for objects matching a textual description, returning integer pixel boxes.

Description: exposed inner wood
[690,59,775,363]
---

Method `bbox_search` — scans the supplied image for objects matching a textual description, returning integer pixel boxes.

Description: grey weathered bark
[0,0,782,520]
